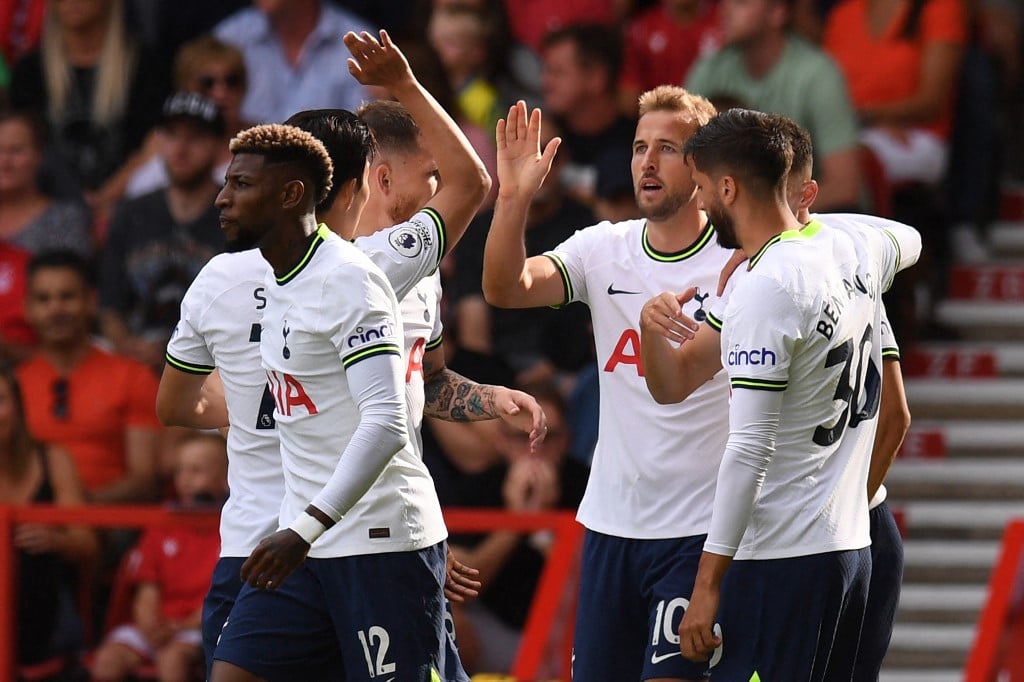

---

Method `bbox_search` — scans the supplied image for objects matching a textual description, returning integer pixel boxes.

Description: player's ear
[280,179,307,210]
[720,176,737,205]
[799,179,819,212]
[374,163,392,196]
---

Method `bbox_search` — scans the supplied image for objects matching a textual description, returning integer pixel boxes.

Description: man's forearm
[482,195,531,307]
[424,369,498,422]
[640,331,688,404]
[388,78,489,210]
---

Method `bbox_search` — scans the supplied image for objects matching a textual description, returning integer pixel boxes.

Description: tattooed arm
[422,345,547,447]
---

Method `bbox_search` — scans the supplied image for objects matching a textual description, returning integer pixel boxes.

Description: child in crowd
[91,432,227,682]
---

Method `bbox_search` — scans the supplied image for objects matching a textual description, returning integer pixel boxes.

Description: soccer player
[641,116,913,678]
[483,88,733,682]
[672,109,919,679]
[206,123,448,681]
[156,30,524,679]
[779,119,911,681]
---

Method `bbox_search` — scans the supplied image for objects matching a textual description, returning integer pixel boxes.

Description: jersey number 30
[813,324,881,447]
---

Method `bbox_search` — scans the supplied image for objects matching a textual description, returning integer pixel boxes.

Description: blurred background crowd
[0,0,1021,678]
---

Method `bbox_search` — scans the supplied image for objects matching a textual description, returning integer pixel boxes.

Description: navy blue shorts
[572,530,712,681]
[713,547,872,681]
[441,600,470,682]
[213,542,448,681]
[852,502,904,681]
[201,557,244,679]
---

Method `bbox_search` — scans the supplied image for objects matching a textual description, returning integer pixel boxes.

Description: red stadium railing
[966,519,1024,681]
[0,505,584,682]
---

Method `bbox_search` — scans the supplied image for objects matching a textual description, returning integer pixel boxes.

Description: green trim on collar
[275,224,330,285]
[642,221,716,262]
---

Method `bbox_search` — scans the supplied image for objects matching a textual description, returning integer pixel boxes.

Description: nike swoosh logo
[650,650,682,664]
[607,283,642,295]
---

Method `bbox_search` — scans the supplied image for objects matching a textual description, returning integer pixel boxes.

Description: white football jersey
[166,216,447,559]
[167,249,281,557]
[711,218,918,559]
[396,274,443,459]
[547,219,733,539]
[355,208,446,303]
[810,214,908,513]
[870,303,899,509]
[356,209,446,459]
[260,226,446,558]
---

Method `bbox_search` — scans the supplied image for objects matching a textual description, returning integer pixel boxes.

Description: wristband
[288,511,327,545]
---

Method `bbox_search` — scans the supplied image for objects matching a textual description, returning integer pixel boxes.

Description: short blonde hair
[173,34,246,91]
[638,86,717,126]
[230,124,334,205]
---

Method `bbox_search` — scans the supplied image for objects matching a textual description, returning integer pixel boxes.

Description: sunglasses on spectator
[51,378,69,421]
[197,72,245,92]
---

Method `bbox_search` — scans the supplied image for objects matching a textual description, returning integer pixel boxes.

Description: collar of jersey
[748,219,823,270]
[642,220,715,262]
[275,223,331,285]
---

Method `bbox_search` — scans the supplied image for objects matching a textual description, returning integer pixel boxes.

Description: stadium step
[896,584,988,623]
[898,420,1024,458]
[885,458,1024,500]
[879,672,962,682]
[903,377,1024,419]
[989,221,1024,258]
[898,501,1024,540]
[933,300,1024,340]
[883,186,1024,678]
[904,343,1024,378]
[885,623,976,669]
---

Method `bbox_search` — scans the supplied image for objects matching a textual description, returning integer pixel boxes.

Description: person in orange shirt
[17,250,161,504]
[824,0,967,185]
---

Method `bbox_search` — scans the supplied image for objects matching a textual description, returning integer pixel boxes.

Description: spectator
[428,4,503,132]
[409,0,544,111]
[0,242,34,363]
[540,23,636,204]
[686,0,864,210]
[99,92,225,371]
[126,35,252,199]
[9,0,168,224]
[619,0,722,116]
[445,381,588,674]
[214,0,372,124]
[824,0,967,186]
[91,432,226,682]
[122,0,248,75]
[17,250,161,504]
[0,110,92,256]
[504,0,621,53]
[0,364,98,669]
[0,0,45,66]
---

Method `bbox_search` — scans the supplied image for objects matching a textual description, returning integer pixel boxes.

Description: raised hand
[343,29,413,90]
[496,101,561,199]
[639,288,700,344]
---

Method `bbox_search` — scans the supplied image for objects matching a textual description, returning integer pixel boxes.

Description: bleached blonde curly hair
[230,124,334,205]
